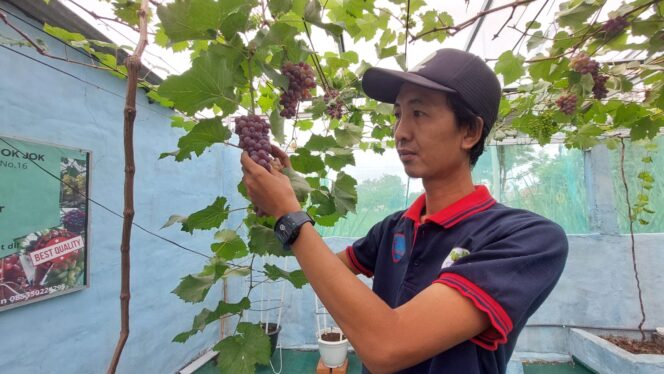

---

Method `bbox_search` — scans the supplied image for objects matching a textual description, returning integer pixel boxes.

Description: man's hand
[240,146,301,218]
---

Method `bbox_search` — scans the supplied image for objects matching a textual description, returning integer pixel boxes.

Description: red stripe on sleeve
[345,246,373,277]
[433,273,513,351]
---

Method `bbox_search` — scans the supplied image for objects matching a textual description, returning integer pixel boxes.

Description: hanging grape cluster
[279,62,316,118]
[324,89,344,119]
[570,53,599,75]
[556,93,577,115]
[592,74,609,100]
[602,16,629,36]
[566,53,610,108]
[234,114,272,171]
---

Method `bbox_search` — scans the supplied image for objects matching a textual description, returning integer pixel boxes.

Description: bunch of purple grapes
[63,209,86,234]
[234,114,272,171]
[324,89,344,119]
[570,53,610,100]
[602,16,629,36]
[556,93,577,115]
[279,62,316,118]
[592,74,609,99]
[570,53,599,75]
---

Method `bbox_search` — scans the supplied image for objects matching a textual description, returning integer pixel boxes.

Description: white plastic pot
[317,327,349,368]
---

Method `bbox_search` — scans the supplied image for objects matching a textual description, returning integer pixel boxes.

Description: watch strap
[275,211,315,248]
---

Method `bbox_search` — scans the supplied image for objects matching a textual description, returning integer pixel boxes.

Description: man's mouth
[398,149,417,161]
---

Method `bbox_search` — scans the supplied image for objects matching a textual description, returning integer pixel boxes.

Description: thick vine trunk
[107,1,150,373]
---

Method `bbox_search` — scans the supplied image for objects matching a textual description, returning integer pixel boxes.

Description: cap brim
[361,67,457,104]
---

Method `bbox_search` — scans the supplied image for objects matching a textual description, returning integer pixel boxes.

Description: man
[241,48,568,374]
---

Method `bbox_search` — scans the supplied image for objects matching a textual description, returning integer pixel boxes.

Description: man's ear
[461,117,484,151]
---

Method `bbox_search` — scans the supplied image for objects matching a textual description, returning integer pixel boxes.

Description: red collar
[403,185,496,228]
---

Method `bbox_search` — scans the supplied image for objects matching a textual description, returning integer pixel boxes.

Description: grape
[63,209,86,234]
[570,53,599,75]
[592,74,609,100]
[324,89,344,119]
[279,62,316,119]
[234,114,272,171]
[602,16,629,36]
[556,93,577,115]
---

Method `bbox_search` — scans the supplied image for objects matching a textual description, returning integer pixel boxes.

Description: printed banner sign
[0,136,90,312]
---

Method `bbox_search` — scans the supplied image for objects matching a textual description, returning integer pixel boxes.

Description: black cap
[362,48,502,130]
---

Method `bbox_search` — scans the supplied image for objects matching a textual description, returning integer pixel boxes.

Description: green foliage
[159,43,246,115]
[263,264,307,288]
[214,323,271,373]
[172,273,216,303]
[181,197,230,233]
[173,297,250,342]
[174,117,232,161]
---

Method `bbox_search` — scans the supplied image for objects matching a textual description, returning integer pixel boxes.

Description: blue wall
[0,3,233,373]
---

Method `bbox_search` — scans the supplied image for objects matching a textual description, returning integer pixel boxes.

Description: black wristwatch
[274,211,315,249]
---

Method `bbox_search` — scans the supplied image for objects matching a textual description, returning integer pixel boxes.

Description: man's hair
[447,94,489,167]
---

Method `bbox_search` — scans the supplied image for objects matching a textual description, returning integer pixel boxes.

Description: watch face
[276,221,290,244]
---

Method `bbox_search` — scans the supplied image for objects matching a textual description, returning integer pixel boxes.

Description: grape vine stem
[106,1,149,373]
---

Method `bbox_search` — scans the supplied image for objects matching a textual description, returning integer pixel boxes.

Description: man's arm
[336,249,360,275]
[292,223,489,373]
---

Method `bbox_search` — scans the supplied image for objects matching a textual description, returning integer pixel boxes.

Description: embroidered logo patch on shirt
[441,247,470,269]
[392,233,406,263]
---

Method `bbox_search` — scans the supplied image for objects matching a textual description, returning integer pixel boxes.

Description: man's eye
[394,112,401,119]
[414,110,424,117]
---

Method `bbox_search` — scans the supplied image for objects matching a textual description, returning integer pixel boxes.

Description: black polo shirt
[344,185,568,374]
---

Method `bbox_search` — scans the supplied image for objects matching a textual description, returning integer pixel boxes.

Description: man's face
[393,83,475,181]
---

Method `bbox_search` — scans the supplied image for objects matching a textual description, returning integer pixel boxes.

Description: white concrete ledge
[569,328,664,374]
[507,355,524,374]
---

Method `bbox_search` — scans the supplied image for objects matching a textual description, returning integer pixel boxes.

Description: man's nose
[394,117,411,142]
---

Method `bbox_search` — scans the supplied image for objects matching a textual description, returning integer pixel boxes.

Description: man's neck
[421,171,475,219]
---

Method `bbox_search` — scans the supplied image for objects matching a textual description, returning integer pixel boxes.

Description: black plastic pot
[260,322,281,357]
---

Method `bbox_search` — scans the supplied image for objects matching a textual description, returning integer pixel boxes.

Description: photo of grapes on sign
[0,154,88,310]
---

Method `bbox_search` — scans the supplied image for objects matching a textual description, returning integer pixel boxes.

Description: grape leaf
[334,123,363,147]
[113,0,144,26]
[630,117,663,140]
[526,31,546,52]
[269,0,293,16]
[157,0,222,42]
[495,51,525,85]
[332,172,357,214]
[182,197,230,233]
[248,225,290,257]
[176,117,232,161]
[290,148,325,174]
[174,297,251,343]
[264,264,308,288]
[214,323,271,373]
[558,1,602,30]
[161,214,188,229]
[310,189,336,216]
[200,256,230,280]
[325,148,355,171]
[282,167,312,202]
[159,44,245,115]
[211,230,248,260]
[270,109,285,144]
[172,274,215,303]
[304,135,337,152]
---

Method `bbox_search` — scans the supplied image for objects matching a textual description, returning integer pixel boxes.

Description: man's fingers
[270,145,292,168]
[240,151,261,175]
